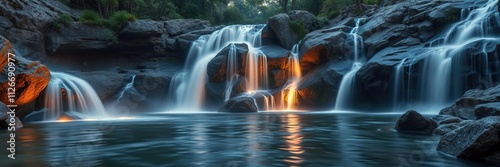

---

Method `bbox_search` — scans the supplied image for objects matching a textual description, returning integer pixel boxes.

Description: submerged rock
[437,116,500,161]
[218,97,258,113]
[395,110,437,134]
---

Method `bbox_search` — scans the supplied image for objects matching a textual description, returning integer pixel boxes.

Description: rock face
[0,0,77,59]
[218,96,258,113]
[437,116,500,161]
[0,36,51,119]
[439,85,500,120]
[267,11,316,50]
[395,110,437,134]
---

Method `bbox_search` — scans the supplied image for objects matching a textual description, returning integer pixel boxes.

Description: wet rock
[296,61,347,110]
[434,123,460,136]
[437,116,500,160]
[22,108,48,122]
[268,13,295,50]
[288,10,316,32]
[432,115,462,125]
[115,74,171,112]
[474,102,500,119]
[395,110,437,134]
[218,97,258,113]
[46,23,113,54]
[0,36,51,119]
[57,111,87,121]
[71,71,125,102]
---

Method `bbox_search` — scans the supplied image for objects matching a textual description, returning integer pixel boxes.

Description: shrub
[53,13,74,32]
[290,20,308,39]
[106,29,118,44]
[313,16,330,30]
[107,11,137,30]
[79,10,104,26]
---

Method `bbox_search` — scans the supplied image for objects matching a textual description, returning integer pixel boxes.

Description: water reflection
[280,114,304,166]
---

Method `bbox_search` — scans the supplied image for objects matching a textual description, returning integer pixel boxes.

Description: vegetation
[290,20,308,39]
[61,0,376,25]
[107,11,137,30]
[79,10,104,26]
[53,13,74,32]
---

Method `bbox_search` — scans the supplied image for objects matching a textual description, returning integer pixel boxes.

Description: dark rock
[433,123,460,136]
[0,0,77,58]
[288,10,316,31]
[268,13,296,50]
[22,108,47,122]
[440,84,500,120]
[0,36,51,119]
[57,111,87,121]
[395,110,437,134]
[296,61,347,110]
[115,74,171,112]
[437,116,500,160]
[261,44,291,88]
[474,102,500,119]
[120,20,163,38]
[46,23,113,54]
[218,96,258,113]
[71,71,125,102]
[164,19,210,36]
[433,115,462,124]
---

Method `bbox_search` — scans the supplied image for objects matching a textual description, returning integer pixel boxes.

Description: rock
[395,110,437,134]
[120,20,163,37]
[46,22,113,54]
[0,36,51,119]
[437,116,500,161]
[296,61,347,110]
[300,27,350,74]
[288,10,316,32]
[57,111,87,121]
[174,26,223,51]
[115,74,171,112]
[0,0,76,58]
[164,19,210,36]
[268,13,296,50]
[71,71,125,102]
[433,123,460,136]
[22,108,48,122]
[261,43,291,88]
[218,96,258,113]
[474,102,500,119]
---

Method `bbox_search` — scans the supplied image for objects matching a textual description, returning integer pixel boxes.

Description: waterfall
[335,18,366,111]
[44,72,107,120]
[420,0,500,106]
[117,75,137,102]
[283,43,302,110]
[393,58,408,111]
[172,25,265,111]
[224,44,240,101]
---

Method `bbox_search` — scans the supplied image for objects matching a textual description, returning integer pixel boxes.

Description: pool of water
[0,112,496,167]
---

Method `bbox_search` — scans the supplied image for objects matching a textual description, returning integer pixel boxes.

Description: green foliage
[320,0,351,19]
[290,20,308,39]
[79,10,104,26]
[364,0,382,5]
[106,11,137,30]
[223,7,245,24]
[312,16,329,30]
[53,13,74,32]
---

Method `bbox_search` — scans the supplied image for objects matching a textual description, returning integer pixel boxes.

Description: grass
[106,11,137,30]
[79,10,104,26]
[53,13,74,32]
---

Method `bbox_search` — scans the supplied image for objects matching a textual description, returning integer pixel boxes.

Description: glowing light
[118,117,136,120]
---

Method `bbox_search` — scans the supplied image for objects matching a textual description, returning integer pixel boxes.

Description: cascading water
[393,58,408,111]
[44,72,107,120]
[117,75,137,102]
[335,18,366,111]
[172,25,265,111]
[282,43,302,110]
[420,0,500,106]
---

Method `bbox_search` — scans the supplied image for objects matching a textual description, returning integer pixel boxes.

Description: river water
[0,112,496,167]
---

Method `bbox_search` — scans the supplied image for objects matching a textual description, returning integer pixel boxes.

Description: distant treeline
[58,0,382,25]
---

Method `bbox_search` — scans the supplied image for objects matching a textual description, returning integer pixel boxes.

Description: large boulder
[395,110,437,134]
[267,11,317,50]
[218,96,258,113]
[474,102,500,119]
[0,36,51,119]
[0,0,76,58]
[437,116,500,161]
[164,19,210,36]
[439,84,500,120]
[114,74,171,112]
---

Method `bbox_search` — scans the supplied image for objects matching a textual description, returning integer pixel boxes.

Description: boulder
[296,61,347,110]
[22,108,48,122]
[474,102,500,119]
[0,0,77,58]
[218,96,258,113]
[120,20,164,38]
[114,74,171,112]
[433,123,460,136]
[288,10,316,32]
[0,36,51,119]
[395,110,437,134]
[268,13,296,50]
[437,116,500,161]
[164,19,210,36]
[71,71,125,102]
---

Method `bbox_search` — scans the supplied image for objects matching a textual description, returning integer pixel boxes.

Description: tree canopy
[59,0,382,25]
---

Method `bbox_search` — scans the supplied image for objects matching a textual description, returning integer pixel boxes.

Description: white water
[224,44,240,101]
[172,25,265,111]
[44,72,107,120]
[335,18,366,110]
[393,58,408,110]
[421,0,499,106]
[117,75,137,102]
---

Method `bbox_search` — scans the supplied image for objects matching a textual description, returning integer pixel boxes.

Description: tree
[100,0,119,18]
[354,0,363,12]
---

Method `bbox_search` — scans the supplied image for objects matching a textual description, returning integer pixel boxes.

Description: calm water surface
[0,112,496,167]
